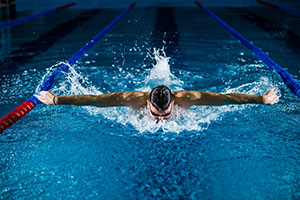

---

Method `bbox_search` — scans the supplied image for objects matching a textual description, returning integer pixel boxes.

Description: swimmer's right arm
[35,91,148,109]
[173,88,279,108]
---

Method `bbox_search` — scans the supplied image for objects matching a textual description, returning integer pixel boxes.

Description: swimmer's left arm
[35,91,99,106]
[35,91,149,109]
[173,89,279,108]
[94,92,149,109]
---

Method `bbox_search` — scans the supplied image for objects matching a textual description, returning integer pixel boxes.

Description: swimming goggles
[150,110,172,117]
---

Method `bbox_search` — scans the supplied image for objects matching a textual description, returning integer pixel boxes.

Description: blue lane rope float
[0,3,76,29]
[0,2,136,134]
[195,1,300,98]
[258,0,300,16]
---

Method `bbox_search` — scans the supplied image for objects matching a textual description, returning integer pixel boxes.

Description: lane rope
[0,3,76,29]
[195,1,300,98]
[258,0,300,16]
[0,2,136,134]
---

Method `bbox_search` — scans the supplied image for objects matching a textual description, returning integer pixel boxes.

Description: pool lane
[152,7,184,67]
[0,9,103,75]
[197,6,300,78]
[0,3,76,29]
[0,4,136,134]
[258,0,300,16]
[227,7,300,54]
[152,7,179,55]
[195,3,300,97]
[0,5,299,200]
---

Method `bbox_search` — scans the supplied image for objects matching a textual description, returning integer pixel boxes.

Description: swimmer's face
[147,100,174,122]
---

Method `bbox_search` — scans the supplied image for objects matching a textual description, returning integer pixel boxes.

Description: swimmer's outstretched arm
[173,88,279,108]
[35,91,149,110]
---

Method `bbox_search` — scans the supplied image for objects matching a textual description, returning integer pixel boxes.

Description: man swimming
[35,85,279,122]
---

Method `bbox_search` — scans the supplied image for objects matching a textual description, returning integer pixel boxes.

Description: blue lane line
[0,3,136,134]
[195,1,300,98]
[0,9,102,75]
[278,5,300,16]
[0,3,76,29]
[28,2,136,105]
[258,0,300,16]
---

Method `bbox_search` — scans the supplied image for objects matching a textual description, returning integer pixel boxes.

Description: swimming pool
[0,1,299,199]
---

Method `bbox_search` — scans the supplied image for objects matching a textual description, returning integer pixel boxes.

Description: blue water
[0,1,300,199]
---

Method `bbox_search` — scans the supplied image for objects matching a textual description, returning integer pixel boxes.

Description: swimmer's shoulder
[172,90,203,109]
[122,91,149,100]
[122,91,150,110]
[172,90,201,98]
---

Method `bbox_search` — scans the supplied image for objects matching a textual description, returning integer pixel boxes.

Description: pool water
[0,1,300,199]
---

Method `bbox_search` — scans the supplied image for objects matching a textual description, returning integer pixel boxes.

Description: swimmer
[35,85,279,122]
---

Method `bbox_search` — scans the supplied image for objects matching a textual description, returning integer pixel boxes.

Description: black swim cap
[150,85,173,110]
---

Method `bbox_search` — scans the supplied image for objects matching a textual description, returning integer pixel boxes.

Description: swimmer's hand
[262,88,279,105]
[34,91,58,105]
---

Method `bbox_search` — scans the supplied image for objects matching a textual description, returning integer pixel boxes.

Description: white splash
[38,49,279,135]
[35,61,68,93]
[139,48,184,92]
[225,76,280,96]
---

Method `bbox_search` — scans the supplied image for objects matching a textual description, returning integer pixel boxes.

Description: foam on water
[38,48,279,135]
[139,48,184,91]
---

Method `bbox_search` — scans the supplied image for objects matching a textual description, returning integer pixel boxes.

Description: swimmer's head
[147,85,174,121]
